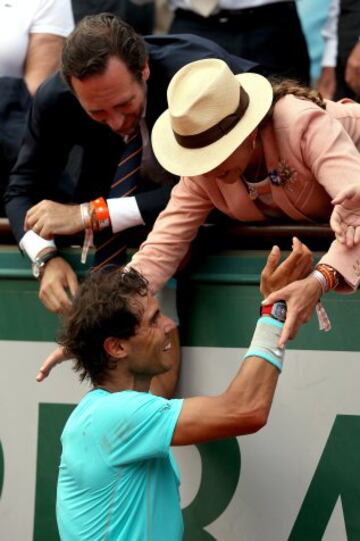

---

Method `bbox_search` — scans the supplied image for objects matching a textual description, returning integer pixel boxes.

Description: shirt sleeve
[93,391,184,466]
[130,176,214,293]
[107,196,145,233]
[30,0,74,37]
[321,0,339,67]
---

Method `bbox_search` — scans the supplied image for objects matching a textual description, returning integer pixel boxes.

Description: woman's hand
[262,274,323,348]
[331,186,360,248]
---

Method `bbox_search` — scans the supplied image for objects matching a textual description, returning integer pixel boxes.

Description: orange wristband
[90,197,111,231]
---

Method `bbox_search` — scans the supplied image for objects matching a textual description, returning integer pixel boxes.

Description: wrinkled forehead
[70,56,140,106]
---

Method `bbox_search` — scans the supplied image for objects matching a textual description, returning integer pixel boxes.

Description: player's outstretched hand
[260,236,313,298]
[36,346,68,382]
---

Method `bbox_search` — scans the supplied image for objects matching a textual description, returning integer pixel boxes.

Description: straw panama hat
[151,58,273,177]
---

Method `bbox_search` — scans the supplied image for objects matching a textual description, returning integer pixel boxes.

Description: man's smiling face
[71,55,149,137]
[126,293,176,378]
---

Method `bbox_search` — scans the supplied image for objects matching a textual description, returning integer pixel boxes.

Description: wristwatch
[32,250,59,279]
[260,301,287,322]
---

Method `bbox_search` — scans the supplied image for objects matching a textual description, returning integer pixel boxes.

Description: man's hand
[317,66,336,100]
[331,186,360,247]
[25,200,83,239]
[36,346,68,382]
[39,257,79,313]
[345,41,360,96]
[260,237,313,298]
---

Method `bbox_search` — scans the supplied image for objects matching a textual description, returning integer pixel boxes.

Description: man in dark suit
[4,13,257,314]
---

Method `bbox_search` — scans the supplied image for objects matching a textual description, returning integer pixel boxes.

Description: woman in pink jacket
[130,58,360,345]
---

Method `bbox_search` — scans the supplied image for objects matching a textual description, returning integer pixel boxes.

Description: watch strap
[36,249,59,266]
[260,301,287,322]
[32,249,59,279]
[261,304,273,317]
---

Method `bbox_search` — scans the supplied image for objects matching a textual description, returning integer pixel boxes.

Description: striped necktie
[93,130,143,269]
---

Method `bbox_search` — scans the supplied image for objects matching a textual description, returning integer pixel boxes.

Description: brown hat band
[173,86,250,149]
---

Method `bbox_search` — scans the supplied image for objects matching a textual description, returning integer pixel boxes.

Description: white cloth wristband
[243,316,285,372]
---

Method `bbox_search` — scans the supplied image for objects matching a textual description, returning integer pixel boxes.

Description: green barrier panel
[33,404,75,541]
[0,248,90,341]
[183,438,241,541]
[289,415,360,540]
[1,248,359,350]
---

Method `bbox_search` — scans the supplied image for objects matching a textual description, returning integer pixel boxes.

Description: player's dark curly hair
[61,13,147,89]
[59,266,148,385]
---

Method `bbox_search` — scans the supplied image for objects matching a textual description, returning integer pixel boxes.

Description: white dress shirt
[131,0,290,12]
[321,0,339,67]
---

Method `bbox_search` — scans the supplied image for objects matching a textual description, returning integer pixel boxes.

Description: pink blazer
[131,95,360,293]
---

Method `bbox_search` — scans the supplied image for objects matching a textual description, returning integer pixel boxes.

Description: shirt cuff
[107,196,145,233]
[20,230,56,262]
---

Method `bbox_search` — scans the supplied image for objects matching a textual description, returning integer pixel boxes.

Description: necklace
[242,148,267,201]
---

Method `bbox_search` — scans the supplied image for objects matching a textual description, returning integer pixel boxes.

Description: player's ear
[103,337,128,359]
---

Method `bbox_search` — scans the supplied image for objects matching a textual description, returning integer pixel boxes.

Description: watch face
[272,302,287,322]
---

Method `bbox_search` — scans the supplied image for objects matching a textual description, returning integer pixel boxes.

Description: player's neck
[94,372,151,394]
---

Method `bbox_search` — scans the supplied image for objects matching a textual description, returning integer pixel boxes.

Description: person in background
[318,0,360,100]
[132,0,310,83]
[0,0,74,215]
[39,243,312,540]
[297,0,331,85]
[72,0,155,34]
[129,58,360,347]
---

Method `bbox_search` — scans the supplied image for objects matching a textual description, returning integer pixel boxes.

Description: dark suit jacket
[5,33,258,243]
[336,0,360,100]
[0,77,32,216]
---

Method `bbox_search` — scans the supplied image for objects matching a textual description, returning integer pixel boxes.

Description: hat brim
[151,73,273,177]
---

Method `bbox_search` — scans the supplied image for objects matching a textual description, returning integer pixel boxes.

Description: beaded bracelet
[315,263,339,291]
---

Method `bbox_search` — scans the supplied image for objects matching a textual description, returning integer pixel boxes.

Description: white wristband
[311,269,328,294]
[244,316,285,372]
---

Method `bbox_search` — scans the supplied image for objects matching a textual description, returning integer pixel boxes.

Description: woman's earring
[252,138,256,150]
